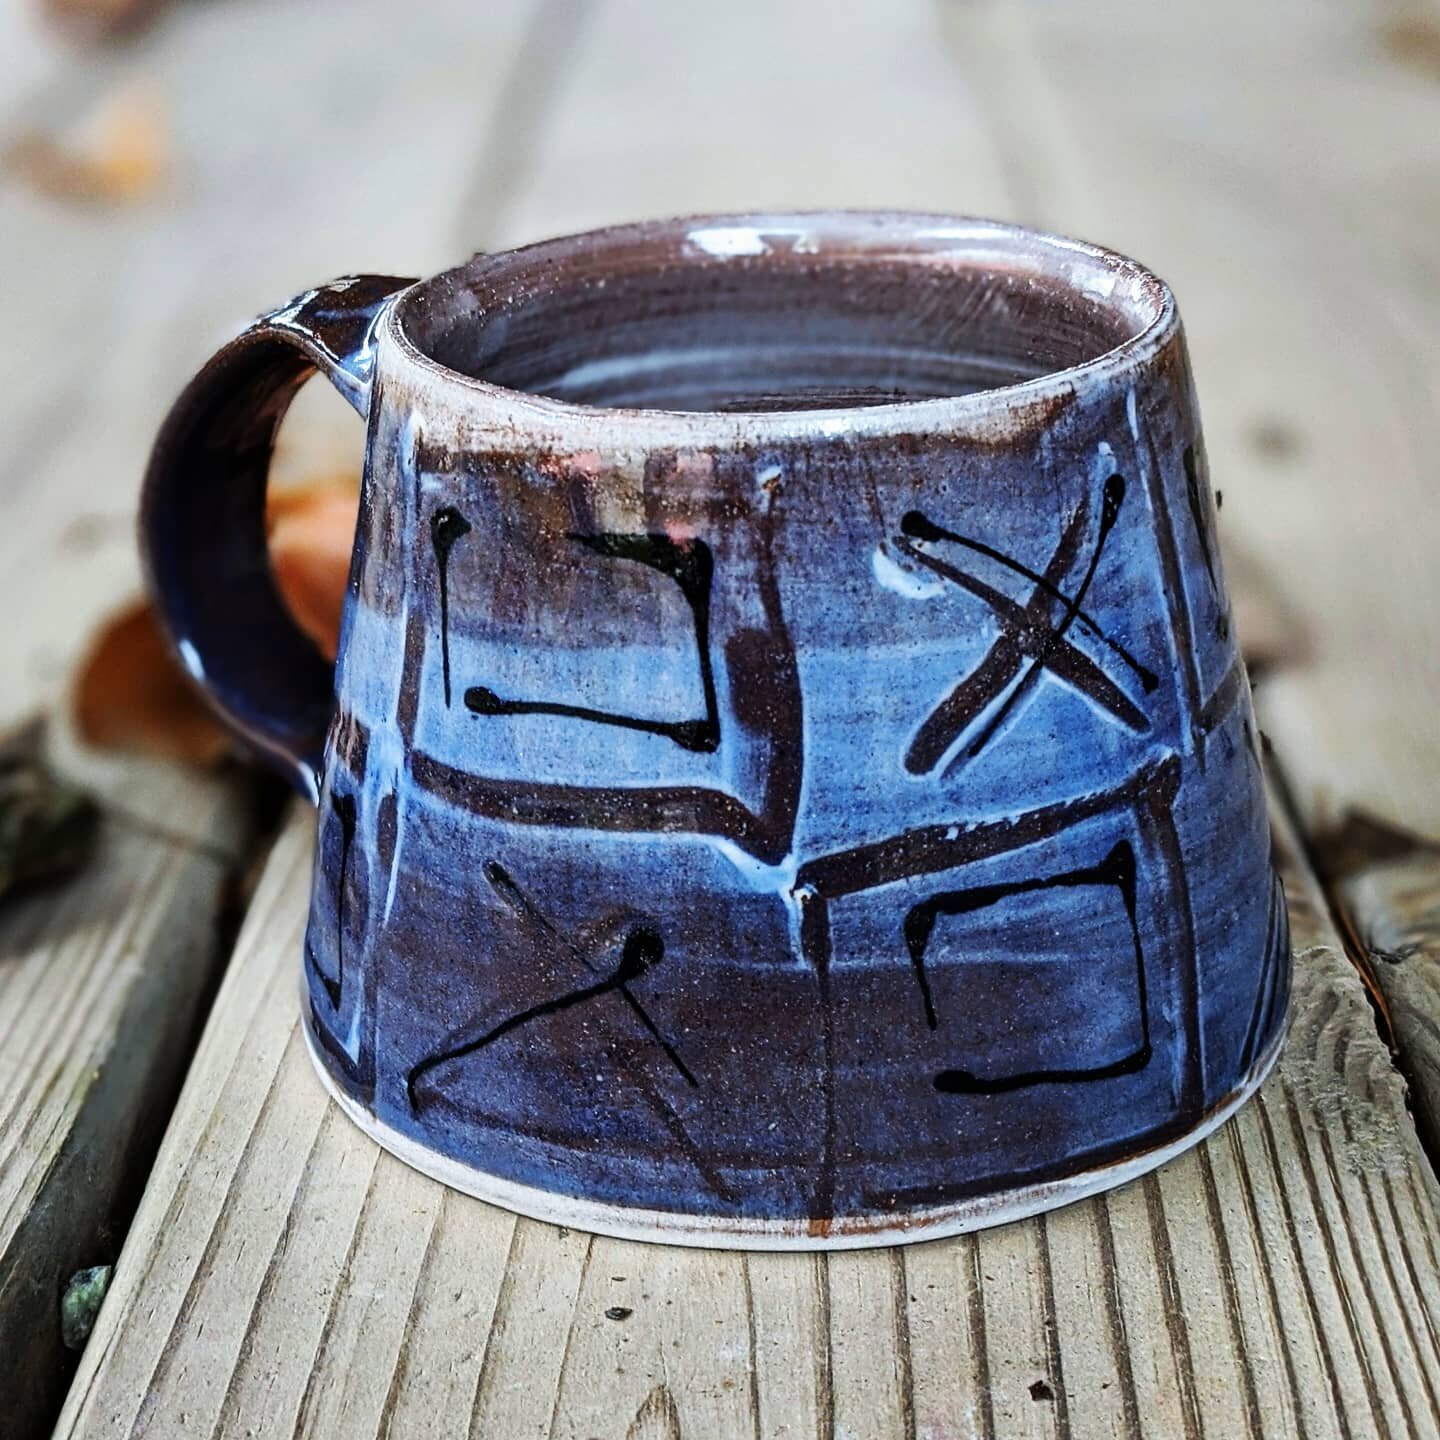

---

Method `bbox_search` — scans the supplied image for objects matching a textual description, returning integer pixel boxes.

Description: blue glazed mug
[142,213,1288,1248]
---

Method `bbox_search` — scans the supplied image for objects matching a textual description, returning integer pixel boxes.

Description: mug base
[302,1018,1287,1251]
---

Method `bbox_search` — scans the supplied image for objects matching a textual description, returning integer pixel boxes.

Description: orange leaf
[75,473,359,767]
[72,599,230,766]
[267,484,360,661]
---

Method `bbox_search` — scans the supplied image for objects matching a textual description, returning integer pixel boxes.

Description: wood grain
[48,795,1440,1440]
[0,22,274,1424]
[496,0,1013,251]
[0,764,257,1440]
[0,0,550,746]
[1337,848,1440,1156]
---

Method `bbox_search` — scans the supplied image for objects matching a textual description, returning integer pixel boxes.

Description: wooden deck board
[0,17,279,1420]
[1338,850,1440,1157]
[0,766,256,1439]
[0,0,549,739]
[51,799,1440,1439]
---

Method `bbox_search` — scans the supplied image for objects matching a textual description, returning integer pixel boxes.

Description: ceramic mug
[142,212,1288,1248]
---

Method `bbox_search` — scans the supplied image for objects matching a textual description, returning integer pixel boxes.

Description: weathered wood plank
[496,0,1013,245]
[51,796,1440,1440]
[1336,846,1440,1156]
[0,20,275,1425]
[0,759,258,1440]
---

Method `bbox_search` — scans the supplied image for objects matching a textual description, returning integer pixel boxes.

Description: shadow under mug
[141,212,1289,1248]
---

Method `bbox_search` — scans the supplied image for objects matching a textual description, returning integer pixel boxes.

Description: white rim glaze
[381,210,1179,453]
[303,1016,1286,1252]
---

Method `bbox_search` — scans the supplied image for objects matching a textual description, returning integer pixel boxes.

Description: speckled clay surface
[142,213,1289,1247]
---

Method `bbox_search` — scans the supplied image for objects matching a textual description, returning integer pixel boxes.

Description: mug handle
[140,275,415,801]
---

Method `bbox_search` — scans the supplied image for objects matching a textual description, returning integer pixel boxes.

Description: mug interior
[396,213,1170,415]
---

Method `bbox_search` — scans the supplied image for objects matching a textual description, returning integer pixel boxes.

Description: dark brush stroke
[731,485,805,851]
[410,759,793,864]
[791,760,1180,1219]
[903,501,1090,774]
[396,599,427,752]
[306,997,377,1107]
[302,943,333,1010]
[415,860,731,1200]
[1138,417,1205,748]
[796,754,1180,901]
[861,1106,1202,1213]
[330,709,369,779]
[903,904,941,1032]
[960,473,1128,764]
[900,510,1158,693]
[306,787,387,1104]
[406,923,663,1107]
[919,842,1153,1093]
[1183,445,1219,592]
[333,791,357,994]
[430,506,472,707]
[1198,656,1245,736]
[934,1046,1149,1095]
[1262,873,1292,1042]
[1237,869,1281,1073]
[465,532,720,754]
[899,536,1149,773]
[307,790,357,1008]
[1135,775,1205,1119]
[465,686,715,753]
[483,860,697,1089]
[797,886,838,1231]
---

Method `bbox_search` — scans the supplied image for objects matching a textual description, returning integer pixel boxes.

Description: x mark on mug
[896,474,1157,777]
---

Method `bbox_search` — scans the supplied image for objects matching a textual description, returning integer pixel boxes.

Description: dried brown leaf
[75,473,360,765]
[1383,10,1440,82]
[72,598,231,766]
[267,483,360,662]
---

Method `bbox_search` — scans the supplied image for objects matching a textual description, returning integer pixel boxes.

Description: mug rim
[384,210,1179,448]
